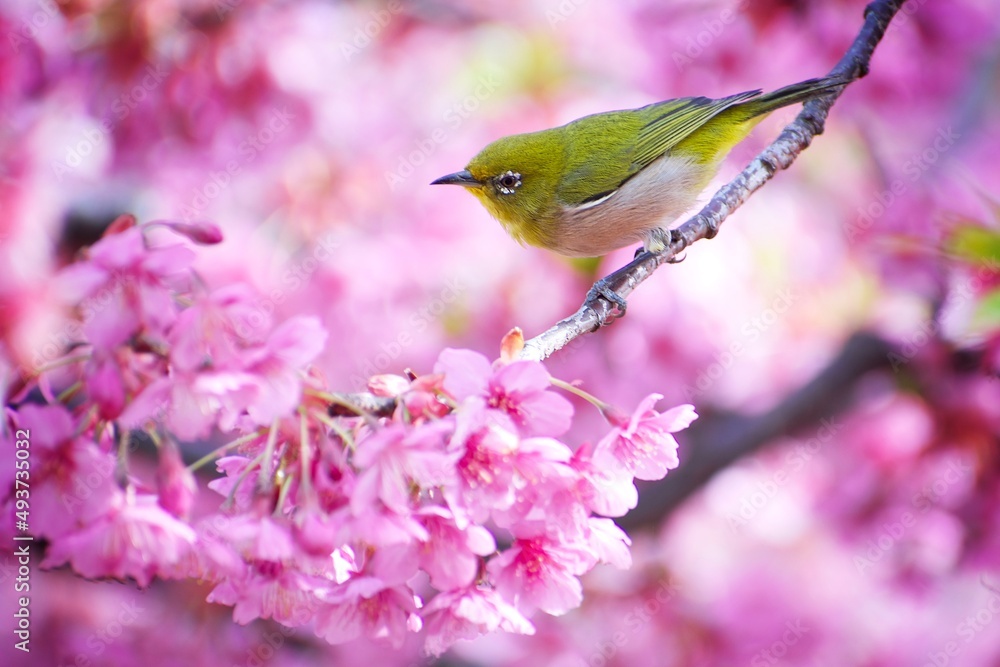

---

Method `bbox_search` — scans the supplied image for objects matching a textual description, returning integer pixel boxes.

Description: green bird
[432,76,845,258]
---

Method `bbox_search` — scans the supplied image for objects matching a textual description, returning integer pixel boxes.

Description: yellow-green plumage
[432,76,844,257]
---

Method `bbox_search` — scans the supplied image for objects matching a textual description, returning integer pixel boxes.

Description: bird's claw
[586,279,627,323]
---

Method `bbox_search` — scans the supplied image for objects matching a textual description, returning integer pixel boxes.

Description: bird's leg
[587,228,692,322]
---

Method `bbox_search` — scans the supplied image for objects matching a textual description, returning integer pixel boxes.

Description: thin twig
[326,392,396,418]
[519,0,907,362]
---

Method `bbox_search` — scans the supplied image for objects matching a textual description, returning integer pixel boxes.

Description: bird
[432,75,845,259]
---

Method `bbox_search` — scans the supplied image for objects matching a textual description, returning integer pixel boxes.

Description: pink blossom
[207,560,322,627]
[493,437,583,538]
[173,516,247,582]
[220,514,297,562]
[335,503,429,548]
[204,514,326,625]
[242,315,328,424]
[42,491,196,586]
[351,421,457,515]
[397,374,452,422]
[422,586,535,657]
[121,371,259,442]
[487,537,590,615]
[152,219,224,245]
[595,394,696,481]
[444,402,520,524]
[414,506,496,590]
[368,373,411,397]
[435,348,573,436]
[168,284,264,372]
[314,576,422,648]
[118,299,327,440]
[156,439,197,518]
[570,440,638,518]
[57,225,194,348]
[585,517,632,570]
[206,456,258,511]
[84,351,125,419]
[294,508,343,557]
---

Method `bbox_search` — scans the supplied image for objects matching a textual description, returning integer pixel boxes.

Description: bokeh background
[3,0,1000,665]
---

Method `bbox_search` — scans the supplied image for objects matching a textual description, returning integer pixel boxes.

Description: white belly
[547,154,715,257]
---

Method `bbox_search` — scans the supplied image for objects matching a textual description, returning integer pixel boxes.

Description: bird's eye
[495,170,522,195]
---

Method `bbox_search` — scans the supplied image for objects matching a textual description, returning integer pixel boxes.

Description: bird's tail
[743,75,850,118]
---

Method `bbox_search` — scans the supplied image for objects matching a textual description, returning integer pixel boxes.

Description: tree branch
[518,0,906,362]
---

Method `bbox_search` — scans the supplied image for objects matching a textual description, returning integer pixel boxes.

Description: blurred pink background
[2,0,1000,665]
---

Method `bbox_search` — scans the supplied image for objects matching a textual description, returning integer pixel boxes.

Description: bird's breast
[546,154,714,257]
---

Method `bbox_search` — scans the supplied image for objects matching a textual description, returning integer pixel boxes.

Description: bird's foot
[586,278,627,322]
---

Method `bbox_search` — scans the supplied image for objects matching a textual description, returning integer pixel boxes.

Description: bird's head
[432,129,563,248]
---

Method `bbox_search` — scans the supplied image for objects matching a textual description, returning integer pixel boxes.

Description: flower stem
[311,409,355,451]
[187,429,265,472]
[257,420,280,490]
[550,377,610,411]
[298,408,313,502]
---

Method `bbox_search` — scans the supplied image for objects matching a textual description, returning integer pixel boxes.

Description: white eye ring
[495,170,522,195]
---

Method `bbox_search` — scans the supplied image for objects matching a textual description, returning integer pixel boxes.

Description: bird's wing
[631,90,761,170]
[557,91,763,208]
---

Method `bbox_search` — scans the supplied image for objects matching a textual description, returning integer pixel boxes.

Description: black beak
[431,170,480,187]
